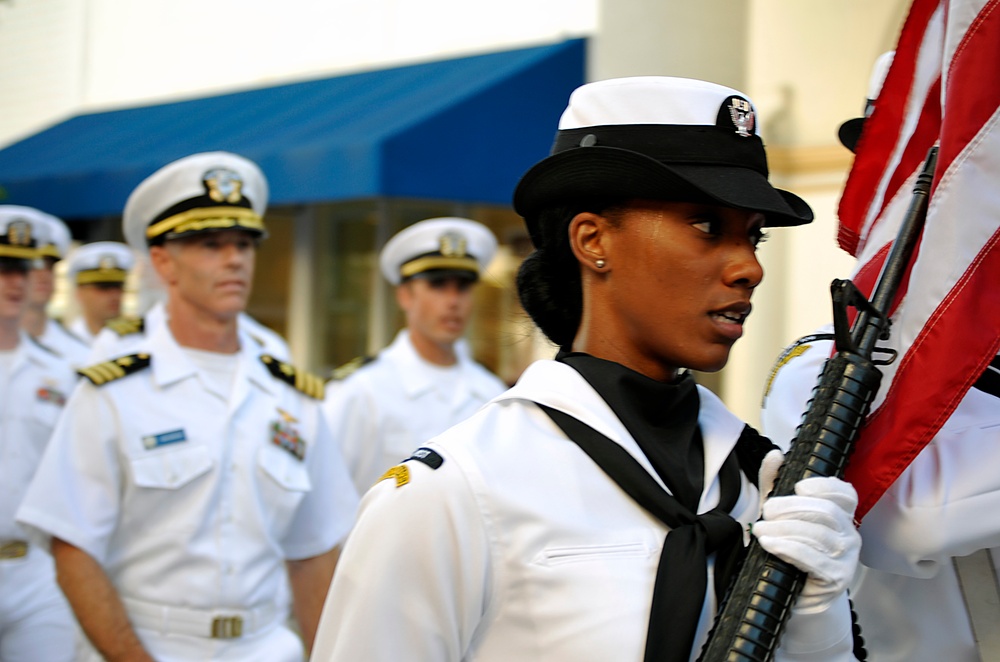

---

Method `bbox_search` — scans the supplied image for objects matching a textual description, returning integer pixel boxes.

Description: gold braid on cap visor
[0,245,40,260]
[76,268,128,285]
[145,207,266,241]
[38,245,62,259]
[399,255,479,279]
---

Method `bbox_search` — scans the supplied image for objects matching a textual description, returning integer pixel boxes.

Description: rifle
[697,145,939,662]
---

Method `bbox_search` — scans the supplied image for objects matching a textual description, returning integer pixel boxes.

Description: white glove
[753,451,860,614]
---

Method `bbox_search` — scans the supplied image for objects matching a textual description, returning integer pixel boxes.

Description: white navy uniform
[17,321,359,661]
[89,301,291,363]
[0,333,77,661]
[323,328,506,494]
[37,318,90,370]
[761,325,1000,662]
[67,317,96,346]
[312,360,855,661]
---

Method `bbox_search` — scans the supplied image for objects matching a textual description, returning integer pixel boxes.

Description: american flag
[837,0,1000,518]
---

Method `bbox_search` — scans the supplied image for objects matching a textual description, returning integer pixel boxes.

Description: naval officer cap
[379,217,498,286]
[513,76,814,246]
[0,207,40,268]
[123,151,268,253]
[66,241,135,285]
[0,206,72,260]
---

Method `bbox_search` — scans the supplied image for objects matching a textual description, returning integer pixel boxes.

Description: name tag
[142,429,187,450]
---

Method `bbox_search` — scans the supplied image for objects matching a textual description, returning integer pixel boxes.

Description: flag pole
[696,146,938,662]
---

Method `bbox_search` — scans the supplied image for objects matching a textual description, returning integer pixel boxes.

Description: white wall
[0,0,597,147]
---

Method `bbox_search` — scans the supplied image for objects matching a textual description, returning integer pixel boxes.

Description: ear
[395,281,413,312]
[148,245,177,286]
[568,211,610,274]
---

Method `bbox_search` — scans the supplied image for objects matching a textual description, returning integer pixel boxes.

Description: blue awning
[0,39,585,219]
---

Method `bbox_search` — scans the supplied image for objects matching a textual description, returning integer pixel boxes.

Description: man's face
[150,229,257,322]
[27,257,57,308]
[76,282,124,325]
[0,261,30,323]
[396,275,475,350]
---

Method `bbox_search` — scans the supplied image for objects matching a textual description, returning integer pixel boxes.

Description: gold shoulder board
[78,353,151,386]
[330,355,376,381]
[260,355,325,400]
[105,316,145,337]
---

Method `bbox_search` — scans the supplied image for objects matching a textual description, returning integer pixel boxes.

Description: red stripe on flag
[847,229,1000,516]
[938,0,1000,171]
[837,0,944,255]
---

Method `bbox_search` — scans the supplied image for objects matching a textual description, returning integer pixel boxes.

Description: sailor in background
[1,206,90,368]
[0,212,77,661]
[65,241,135,344]
[761,51,1000,662]
[17,151,358,662]
[322,217,507,495]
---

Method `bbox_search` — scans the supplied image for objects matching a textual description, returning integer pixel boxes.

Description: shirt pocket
[130,444,214,490]
[257,443,313,538]
[536,540,655,566]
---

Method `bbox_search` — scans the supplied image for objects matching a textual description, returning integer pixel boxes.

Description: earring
[595,259,606,269]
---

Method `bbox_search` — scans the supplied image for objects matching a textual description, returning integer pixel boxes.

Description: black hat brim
[513,145,813,243]
[838,118,864,153]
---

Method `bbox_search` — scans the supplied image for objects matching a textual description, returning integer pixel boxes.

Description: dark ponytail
[516,199,625,349]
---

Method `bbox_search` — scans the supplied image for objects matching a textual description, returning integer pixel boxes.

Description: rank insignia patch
[142,429,187,450]
[379,464,410,488]
[36,385,66,407]
[271,415,306,460]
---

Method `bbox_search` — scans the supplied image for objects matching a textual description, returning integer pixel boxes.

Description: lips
[709,303,752,340]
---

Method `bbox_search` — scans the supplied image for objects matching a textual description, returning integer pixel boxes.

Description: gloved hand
[752,450,860,614]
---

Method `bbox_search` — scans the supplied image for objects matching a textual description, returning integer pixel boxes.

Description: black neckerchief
[556,351,705,511]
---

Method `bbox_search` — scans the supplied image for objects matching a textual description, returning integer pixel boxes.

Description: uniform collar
[497,359,746,506]
[145,317,275,396]
[384,329,492,401]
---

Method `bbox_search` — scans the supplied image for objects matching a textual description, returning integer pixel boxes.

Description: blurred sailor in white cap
[322,216,507,494]
[0,211,77,661]
[18,151,358,662]
[0,206,90,369]
[65,241,135,345]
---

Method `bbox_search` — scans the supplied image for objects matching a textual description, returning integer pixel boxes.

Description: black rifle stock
[696,146,939,662]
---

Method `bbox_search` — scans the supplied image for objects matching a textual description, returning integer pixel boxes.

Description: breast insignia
[78,353,152,386]
[329,355,376,381]
[260,354,325,400]
[104,315,145,337]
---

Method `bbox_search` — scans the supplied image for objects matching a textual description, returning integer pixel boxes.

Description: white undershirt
[181,347,240,402]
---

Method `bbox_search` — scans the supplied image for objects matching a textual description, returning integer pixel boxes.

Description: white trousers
[0,544,76,662]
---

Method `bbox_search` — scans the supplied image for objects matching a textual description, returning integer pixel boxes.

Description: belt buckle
[210,615,243,639]
[0,541,28,560]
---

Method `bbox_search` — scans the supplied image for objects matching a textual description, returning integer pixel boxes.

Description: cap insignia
[7,219,32,247]
[439,232,467,258]
[721,96,756,138]
[203,168,244,204]
[98,254,118,270]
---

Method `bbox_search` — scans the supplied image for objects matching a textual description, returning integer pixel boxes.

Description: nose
[724,239,764,290]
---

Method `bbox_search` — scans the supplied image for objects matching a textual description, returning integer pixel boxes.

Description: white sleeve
[321,375,383,495]
[760,333,834,452]
[310,447,491,661]
[16,381,123,562]
[280,403,360,558]
[859,386,1000,577]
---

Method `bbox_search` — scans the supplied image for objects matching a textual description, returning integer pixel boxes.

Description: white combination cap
[0,206,41,261]
[0,206,72,260]
[123,151,268,253]
[66,241,135,285]
[379,217,498,286]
